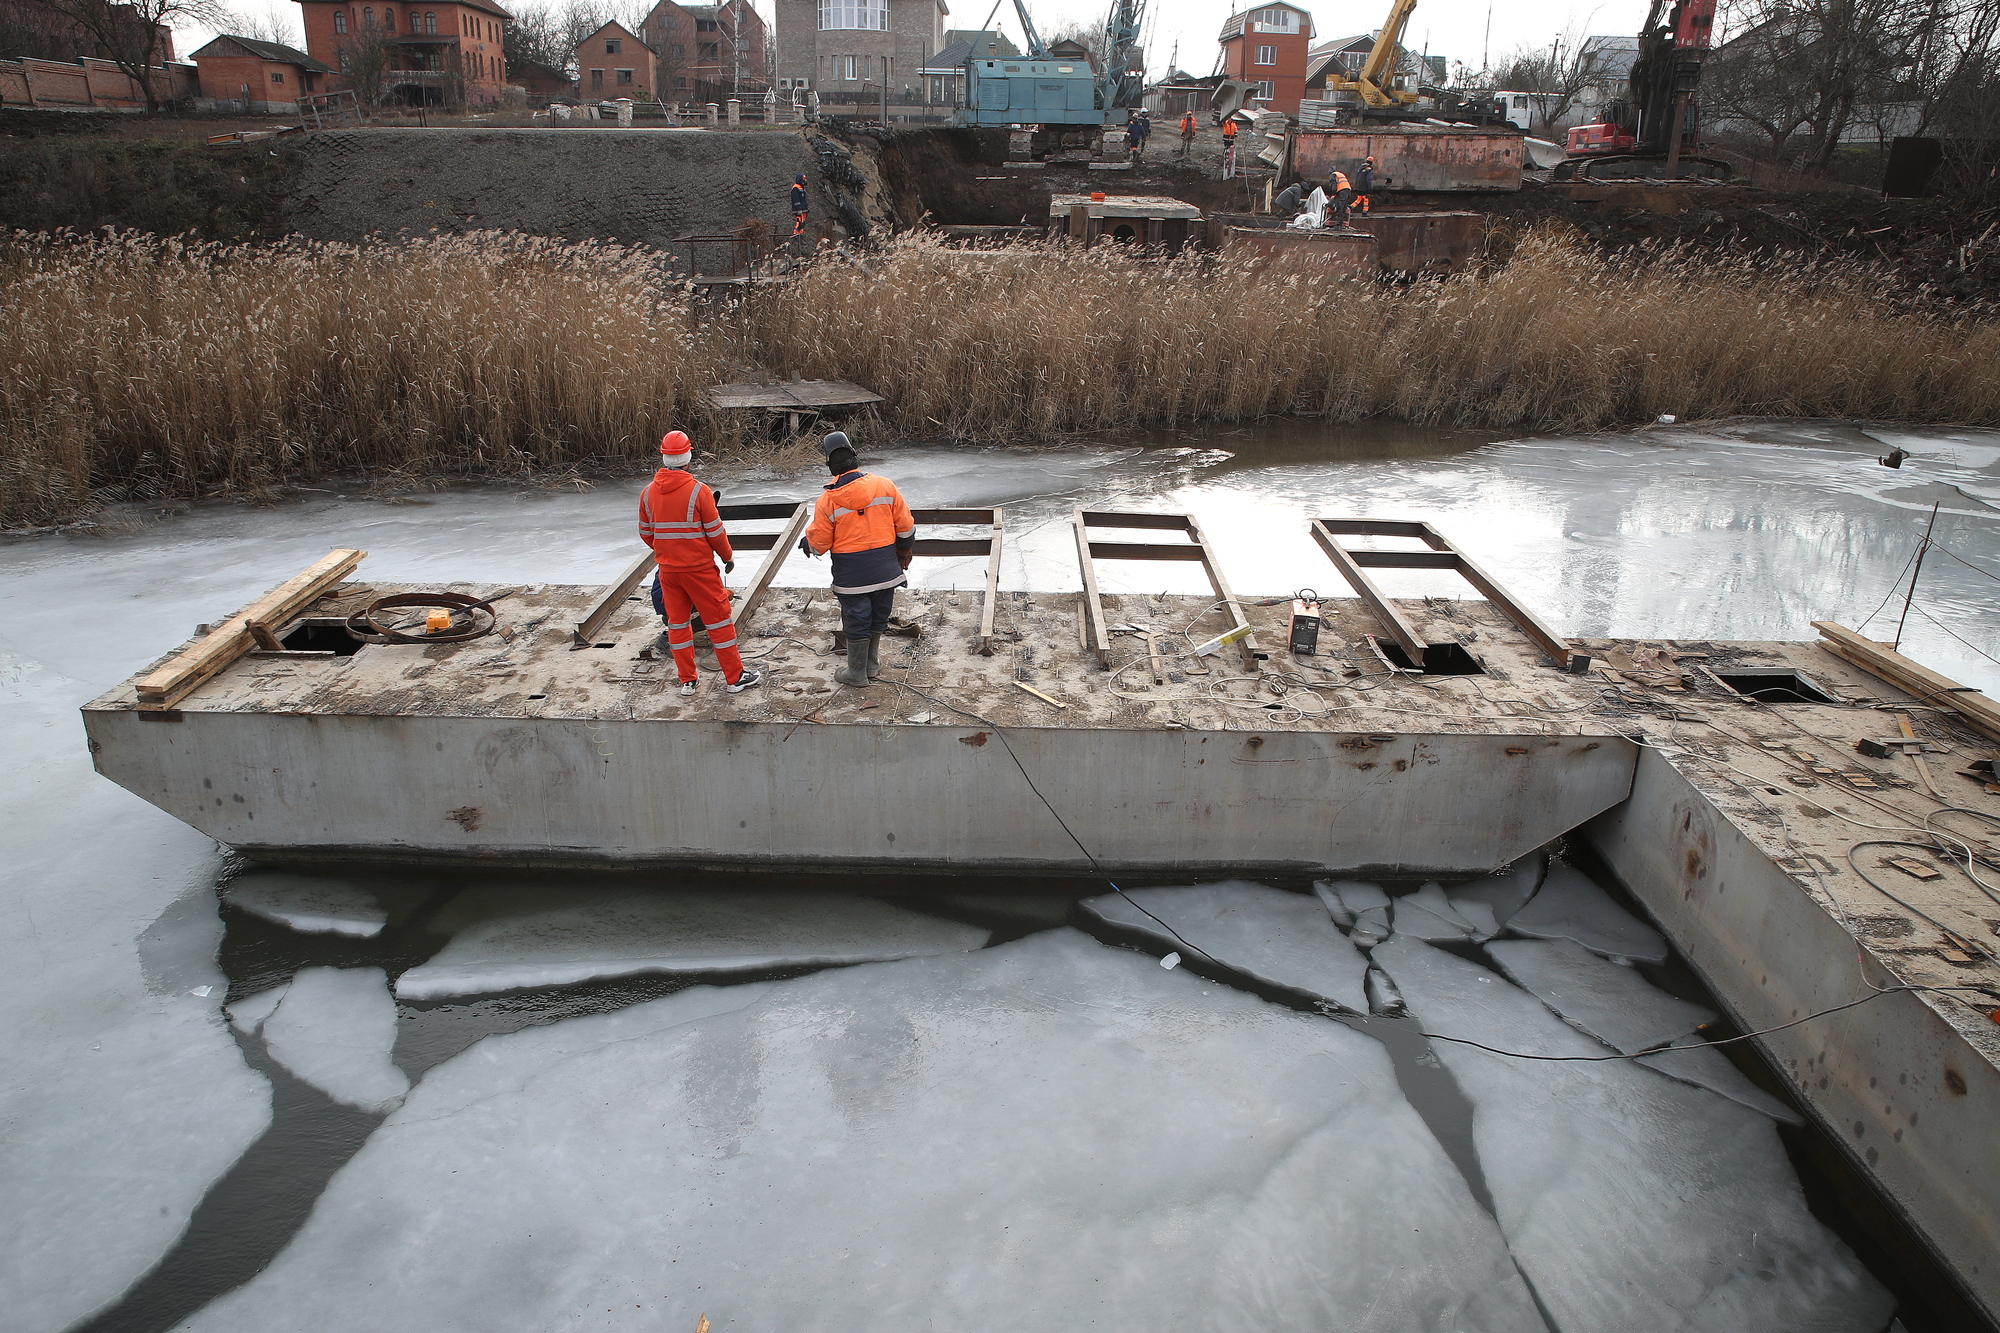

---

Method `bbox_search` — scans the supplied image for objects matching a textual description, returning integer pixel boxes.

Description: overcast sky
[183,0,1653,83]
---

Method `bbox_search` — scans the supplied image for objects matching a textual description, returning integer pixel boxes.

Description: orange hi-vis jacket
[1179,113,1196,135]
[1221,118,1237,139]
[639,467,734,571]
[806,470,915,595]
[1330,171,1352,192]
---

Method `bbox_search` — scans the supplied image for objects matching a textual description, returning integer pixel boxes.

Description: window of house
[1252,7,1296,31]
[271,70,284,82]
[1255,79,1274,99]
[695,18,717,30]
[735,37,748,52]
[606,38,620,52]
[589,68,602,88]
[841,54,857,80]
[818,0,885,32]
[362,7,373,28]
[674,75,686,89]
[698,41,718,60]
[615,68,632,83]
[382,9,394,31]
[333,9,346,31]
[673,43,684,57]
[1255,45,1275,64]
[424,11,435,31]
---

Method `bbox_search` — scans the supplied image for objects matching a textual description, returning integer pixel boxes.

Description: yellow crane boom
[1327,0,1421,109]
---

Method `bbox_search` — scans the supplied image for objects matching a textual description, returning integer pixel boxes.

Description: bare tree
[35,0,222,109]
[216,5,301,46]
[336,27,398,105]
[1490,32,1592,131]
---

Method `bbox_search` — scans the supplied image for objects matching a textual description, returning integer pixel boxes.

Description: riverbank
[7,226,1999,529]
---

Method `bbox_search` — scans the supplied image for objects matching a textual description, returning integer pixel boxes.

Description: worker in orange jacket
[639,430,761,696]
[800,431,915,687]
[1327,169,1355,227]
[1177,110,1197,157]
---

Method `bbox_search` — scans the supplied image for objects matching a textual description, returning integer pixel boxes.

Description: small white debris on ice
[1160,951,1182,970]
[1505,864,1668,963]
[1079,882,1369,1013]
[1487,938,1715,1055]
[261,968,409,1114]
[1372,936,1892,1333]
[180,931,1547,1333]
[395,886,991,1000]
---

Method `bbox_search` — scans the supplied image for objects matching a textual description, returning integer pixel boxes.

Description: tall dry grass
[0,230,719,527]
[747,231,2000,435]
[6,226,1999,528]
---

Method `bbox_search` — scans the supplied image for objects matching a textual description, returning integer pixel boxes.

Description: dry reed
[6,226,1998,529]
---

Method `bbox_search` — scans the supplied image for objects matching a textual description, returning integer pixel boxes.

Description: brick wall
[775,0,942,96]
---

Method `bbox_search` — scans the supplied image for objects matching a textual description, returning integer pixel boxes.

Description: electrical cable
[1905,600,2000,669]
[1921,539,2000,587]
[1855,540,1925,631]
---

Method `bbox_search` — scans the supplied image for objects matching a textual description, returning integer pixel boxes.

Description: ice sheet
[395,886,992,999]
[1448,851,1547,925]
[261,968,410,1114]
[1078,882,1370,1013]
[1505,863,1669,963]
[1374,937,1893,1333]
[226,982,290,1035]
[226,872,391,938]
[1311,880,1354,927]
[1637,1036,1806,1126]
[0,653,272,1333]
[184,931,1547,1333]
[1487,939,1715,1055]
[1454,898,1501,941]
[1336,881,1392,946]
[1392,883,1476,942]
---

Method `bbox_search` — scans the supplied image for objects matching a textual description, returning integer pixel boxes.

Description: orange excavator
[1555,0,1733,181]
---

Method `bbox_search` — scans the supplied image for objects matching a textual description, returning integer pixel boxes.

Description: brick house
[917,26,1014,106]
[192,34,332,112]
[293,0,512,105]
[576,21,652,99]
[510,56,570,100]
[1218,2,1313,115]
[639,0,766,99]
[1302,32,1440,103]
[772,0,946,100]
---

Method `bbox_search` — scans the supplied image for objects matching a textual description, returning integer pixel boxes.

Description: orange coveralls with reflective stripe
[639,467,746,684]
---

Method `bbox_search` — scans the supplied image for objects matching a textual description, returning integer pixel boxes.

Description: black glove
[798,537,818,558]
[723,559,735,574]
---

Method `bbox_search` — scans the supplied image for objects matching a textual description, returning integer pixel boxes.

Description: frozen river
[2,418,1994,1333]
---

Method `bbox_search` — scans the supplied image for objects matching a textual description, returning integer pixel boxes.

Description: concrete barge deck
[77,517,2000,1323]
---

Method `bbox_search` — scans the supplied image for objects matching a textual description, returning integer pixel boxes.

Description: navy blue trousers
[837,587,897,637]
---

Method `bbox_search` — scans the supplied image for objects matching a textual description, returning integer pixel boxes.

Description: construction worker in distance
[1177,109,1197,158]
[790,172,808,237]
[1127,108,1151,161]
[1219,114,1238,177]
[1327,168,1356,228]
[639,431,761,697]
[1355,155,1377,214]
[800,431,915,688]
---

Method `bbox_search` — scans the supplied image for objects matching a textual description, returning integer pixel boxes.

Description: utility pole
[1481,0,1491,75]
[1892,502,1942,653]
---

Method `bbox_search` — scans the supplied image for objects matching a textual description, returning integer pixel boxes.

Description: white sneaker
[678,680,698,696]
[726,669,763,694]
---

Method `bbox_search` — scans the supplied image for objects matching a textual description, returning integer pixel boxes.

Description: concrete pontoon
[79,510,2000,1324]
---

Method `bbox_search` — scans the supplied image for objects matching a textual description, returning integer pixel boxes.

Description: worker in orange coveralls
[639,430,761,697]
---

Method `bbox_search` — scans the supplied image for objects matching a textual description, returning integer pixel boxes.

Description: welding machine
[1288,592,1323,656]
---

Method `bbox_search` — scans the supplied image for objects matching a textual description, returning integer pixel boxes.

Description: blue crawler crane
[951,0,1146,159]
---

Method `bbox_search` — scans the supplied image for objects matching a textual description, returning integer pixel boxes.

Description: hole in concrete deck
[1715,670,1837,704]
[280,619,365,657]
[1377,641,1486,676]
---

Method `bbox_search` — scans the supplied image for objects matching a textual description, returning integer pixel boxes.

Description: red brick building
[1217,2,1313,116]
[192,34,332,113]
[575,20,651,100]
[294,0,512,105]
[639,0,765,99]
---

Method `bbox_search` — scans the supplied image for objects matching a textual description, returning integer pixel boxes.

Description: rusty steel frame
[1072,509,1259,671]
[1309,518,1576,671]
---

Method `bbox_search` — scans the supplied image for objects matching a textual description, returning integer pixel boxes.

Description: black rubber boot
[866,635,883,679]
[835,635,872,687]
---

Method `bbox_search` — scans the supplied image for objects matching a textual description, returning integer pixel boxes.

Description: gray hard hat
[819,430,852,457]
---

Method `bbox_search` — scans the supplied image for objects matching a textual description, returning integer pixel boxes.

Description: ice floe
[1391,882,1478,942]
[395,885,991,999]
[1486,938,1715,1055]
[0,652,271,1333]
[261,968,409,1113]
[1505,863,1668,963]
[1447,851,1546,925]
[1332,881,1392,946]
[1078,881,1369,1013]
[183,931,1547,1333]
[224,872,400,938]
[1637,1036,1805,1126]
[225,982,290,1035]
[1374,936,1893,1333]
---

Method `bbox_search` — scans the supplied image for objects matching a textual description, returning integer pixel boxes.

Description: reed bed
[6,226,1999,529]
[0,230,716,528]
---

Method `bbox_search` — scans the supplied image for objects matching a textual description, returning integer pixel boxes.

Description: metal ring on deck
[345,590,514,644]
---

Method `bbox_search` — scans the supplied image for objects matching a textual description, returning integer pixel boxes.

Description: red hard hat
[660,430,691,455]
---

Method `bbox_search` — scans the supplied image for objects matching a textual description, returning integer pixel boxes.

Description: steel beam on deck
[908,507,1005,656]
[1310,517,1577,671]
[1072,510,1260,671]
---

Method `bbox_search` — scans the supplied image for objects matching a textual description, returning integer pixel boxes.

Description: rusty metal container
[1350,210,1486,272]
[1221,226,1376,276]
[1294,126,1523,193]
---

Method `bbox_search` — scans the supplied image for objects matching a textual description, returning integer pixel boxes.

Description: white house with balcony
[773,0,946,100]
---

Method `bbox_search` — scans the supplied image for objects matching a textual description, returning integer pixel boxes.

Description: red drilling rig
[1555,0,1734,181]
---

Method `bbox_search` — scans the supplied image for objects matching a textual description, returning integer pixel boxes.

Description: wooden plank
[980,507,1004,653]
[1814,620,2000,743]
[1071,511,1112,668]
[1185,512,1260,672]
[734,502,813,633]
[135,549,364,708]
[707,380,885,411]
[572,553,656,646]
[1309,521,1427,664]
